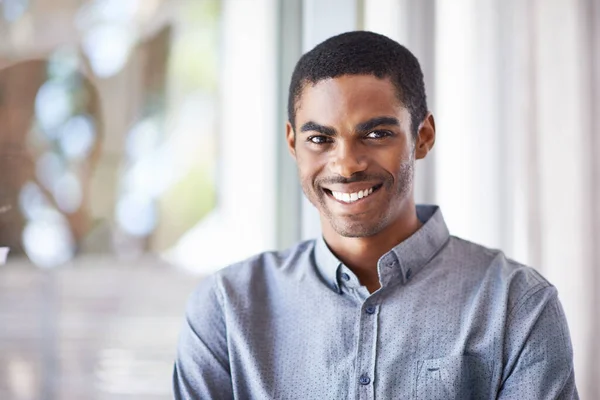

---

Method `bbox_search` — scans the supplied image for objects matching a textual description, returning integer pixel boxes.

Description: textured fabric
[173,205,578,399]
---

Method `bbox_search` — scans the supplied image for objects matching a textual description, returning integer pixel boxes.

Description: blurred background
[0,0,597,398]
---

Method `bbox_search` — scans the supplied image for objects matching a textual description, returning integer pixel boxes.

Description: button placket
[356,300,379,400]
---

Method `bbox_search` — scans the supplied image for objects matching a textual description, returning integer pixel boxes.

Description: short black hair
[288,31,427,137]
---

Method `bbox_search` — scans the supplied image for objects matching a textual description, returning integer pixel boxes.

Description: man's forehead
[296,75,407,124]
[302,74,396,96]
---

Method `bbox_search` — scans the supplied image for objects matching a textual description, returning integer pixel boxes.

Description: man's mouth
[323,184,383,204]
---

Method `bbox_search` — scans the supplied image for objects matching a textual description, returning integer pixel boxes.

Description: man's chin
[329,219,384,238]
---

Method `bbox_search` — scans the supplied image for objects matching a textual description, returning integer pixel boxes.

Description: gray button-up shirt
[173,205,578,399]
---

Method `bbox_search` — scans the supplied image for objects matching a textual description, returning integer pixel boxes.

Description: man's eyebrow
[355,116,400,132]
[299,121,336,136]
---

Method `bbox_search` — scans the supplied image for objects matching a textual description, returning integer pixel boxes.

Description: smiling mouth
[323,184,383,204]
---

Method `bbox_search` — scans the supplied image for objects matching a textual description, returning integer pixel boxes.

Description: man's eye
[365,130,392,139]
[307,135,331,144]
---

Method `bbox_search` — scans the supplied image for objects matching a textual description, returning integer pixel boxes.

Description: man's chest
[223,282,503,399]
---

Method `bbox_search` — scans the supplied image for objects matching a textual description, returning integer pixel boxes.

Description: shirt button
[365,306,376,315]
[341,273,350,281]
[359,375,371,385]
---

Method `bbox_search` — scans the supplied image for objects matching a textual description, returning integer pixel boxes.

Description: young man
[174,31,578,399]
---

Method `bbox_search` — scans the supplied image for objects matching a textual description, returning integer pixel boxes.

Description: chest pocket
[414,355,494,400]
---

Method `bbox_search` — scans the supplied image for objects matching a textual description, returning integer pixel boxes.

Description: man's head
[288,31,428,138]
[286,31,435,239]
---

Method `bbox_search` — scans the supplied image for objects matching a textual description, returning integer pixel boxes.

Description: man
[174,31,578,399]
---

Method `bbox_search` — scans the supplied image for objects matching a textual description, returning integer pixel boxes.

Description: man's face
[287,75,418,238]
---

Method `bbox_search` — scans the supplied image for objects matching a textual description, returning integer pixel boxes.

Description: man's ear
[286,121,297,160]
[415,113,436,160]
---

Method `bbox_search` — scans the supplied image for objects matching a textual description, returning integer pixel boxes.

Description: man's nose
[329,141,367,178]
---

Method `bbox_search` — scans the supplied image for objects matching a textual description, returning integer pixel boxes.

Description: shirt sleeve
[173,274,233,400]
[497,285,579,399]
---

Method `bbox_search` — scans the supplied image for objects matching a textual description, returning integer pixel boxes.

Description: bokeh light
[18,181,51,221]
[125,118,161,161]
[0,247,9,265]
[47,47,80,81]
[35,81,73,134]
[76,0,140,27]
[1,0,29,22]
[21,211,75,268]
[53,172,83,214]
[82,24,135,78]
[76,0,140,79]
[35,152,66,192]
[116,194,157,237]
[58,114,97,160]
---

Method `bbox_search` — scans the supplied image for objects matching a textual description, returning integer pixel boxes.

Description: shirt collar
[313,205,450,292]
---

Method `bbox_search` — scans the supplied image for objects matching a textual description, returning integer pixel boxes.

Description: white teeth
[331,187,377,203]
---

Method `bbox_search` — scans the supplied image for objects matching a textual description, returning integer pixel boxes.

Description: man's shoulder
[448,235,547,278]
[210,239,317,285]
[445,235,554,306]
[187,239,317,309]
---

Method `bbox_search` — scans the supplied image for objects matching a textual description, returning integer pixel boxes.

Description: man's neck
[321,204,422,292]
